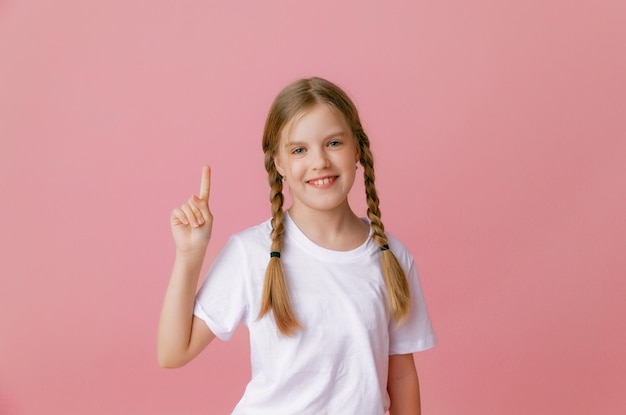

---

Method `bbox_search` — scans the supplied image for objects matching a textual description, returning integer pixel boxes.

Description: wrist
[174,246,207,263]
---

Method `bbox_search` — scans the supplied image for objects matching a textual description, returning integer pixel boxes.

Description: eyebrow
[284,131,346,147]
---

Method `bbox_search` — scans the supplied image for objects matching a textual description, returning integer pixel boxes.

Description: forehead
[281,103,350,144]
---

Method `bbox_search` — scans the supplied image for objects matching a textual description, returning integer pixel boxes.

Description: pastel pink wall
[1,1,624,414]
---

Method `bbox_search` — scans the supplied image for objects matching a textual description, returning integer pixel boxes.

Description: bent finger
[187,196,206,225]
[190,194,212,220]
[181,203,203,227]
[171,208,189,226]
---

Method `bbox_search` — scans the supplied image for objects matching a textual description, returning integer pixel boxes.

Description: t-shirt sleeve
[193,235,249,341]
[389,256,437,355]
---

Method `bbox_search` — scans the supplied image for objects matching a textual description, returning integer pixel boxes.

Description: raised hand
[170,165,214,254]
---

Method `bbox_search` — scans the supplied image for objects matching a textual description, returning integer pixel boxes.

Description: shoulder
[206,218,272,279]
[384,230,415,267]
[227,217,272,252]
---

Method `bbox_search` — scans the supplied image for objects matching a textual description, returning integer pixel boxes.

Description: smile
[306,176,337,186]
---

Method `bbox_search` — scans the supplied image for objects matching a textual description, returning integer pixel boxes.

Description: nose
[311,148,330,170]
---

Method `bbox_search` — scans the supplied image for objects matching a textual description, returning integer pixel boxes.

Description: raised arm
[158,165,216,368]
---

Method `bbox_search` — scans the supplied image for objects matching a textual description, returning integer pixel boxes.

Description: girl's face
[274,103,360,216]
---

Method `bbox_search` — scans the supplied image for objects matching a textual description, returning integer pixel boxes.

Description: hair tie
[270,251,281,258]
[380,244,390,252]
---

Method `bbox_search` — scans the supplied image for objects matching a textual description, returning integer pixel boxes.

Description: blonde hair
[260,77,410,335]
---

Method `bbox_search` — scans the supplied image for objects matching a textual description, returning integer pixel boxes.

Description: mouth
[306,176,338,187]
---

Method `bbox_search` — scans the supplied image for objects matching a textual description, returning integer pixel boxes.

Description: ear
[274,155,286,177]
[354,137,362,164]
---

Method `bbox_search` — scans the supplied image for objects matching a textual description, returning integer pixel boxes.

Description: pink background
[1,1,625,414]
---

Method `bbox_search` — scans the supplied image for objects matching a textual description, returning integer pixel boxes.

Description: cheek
[343,155,359,181]
[287,159,307,179]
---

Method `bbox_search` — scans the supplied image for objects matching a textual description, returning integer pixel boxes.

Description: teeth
[311,177,332,185]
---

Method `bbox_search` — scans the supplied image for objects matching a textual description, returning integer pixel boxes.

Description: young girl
[158,77,436,414]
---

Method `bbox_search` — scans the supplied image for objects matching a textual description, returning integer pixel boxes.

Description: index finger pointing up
[199,165,211,200]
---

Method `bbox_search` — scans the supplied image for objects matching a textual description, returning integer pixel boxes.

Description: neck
[287,203,369,251]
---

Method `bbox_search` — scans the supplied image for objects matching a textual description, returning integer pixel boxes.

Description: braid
[258,154,302,335]
[265,153,286,251]
[360,135,411,323]
[360,140,386,246]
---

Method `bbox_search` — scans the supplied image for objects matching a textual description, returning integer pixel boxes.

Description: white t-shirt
[194,213,436,414]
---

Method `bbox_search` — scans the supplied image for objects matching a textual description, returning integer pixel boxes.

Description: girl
[158,77,436,414]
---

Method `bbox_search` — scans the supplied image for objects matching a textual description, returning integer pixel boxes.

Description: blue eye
[292,147,305,155]
[328,140,341,147]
